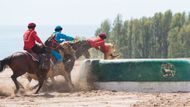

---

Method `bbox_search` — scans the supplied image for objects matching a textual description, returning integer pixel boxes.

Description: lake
[0,25,98,59]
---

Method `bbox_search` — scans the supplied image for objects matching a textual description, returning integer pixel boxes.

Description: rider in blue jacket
[51,25,75,62]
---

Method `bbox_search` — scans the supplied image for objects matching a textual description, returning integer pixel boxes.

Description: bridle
[45,35,61,50]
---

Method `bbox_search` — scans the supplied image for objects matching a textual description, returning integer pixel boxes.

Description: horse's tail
[0,56,11,72]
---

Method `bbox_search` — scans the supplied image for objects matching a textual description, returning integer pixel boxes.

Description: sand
[0,61,189,107]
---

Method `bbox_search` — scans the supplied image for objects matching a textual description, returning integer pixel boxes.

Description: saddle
[24,50,51,70]
[24,50,39,62]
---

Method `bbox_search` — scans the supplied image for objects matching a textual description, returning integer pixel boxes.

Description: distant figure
[23,22,45,54]
[87,33,107,52]
[50,25,75,63]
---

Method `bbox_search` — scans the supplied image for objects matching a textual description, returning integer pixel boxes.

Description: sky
[0,0,190,26]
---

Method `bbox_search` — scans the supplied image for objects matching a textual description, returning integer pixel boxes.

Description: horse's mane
[69,40,91,59]
[44,35,53,46]
[69,40,88,50]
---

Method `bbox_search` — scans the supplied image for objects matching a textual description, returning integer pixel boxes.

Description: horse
[46,42,76,90]
[26,36,77,91]
[0,46,51,94]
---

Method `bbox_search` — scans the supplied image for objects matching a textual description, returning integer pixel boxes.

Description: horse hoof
[69,85,75,92]
[14,90,18,94]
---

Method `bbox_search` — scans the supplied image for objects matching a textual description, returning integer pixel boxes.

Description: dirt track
[0,61,190,107]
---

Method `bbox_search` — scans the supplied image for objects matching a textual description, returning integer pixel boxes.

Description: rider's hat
[55,25,63,32]
[98,33,107,39]
[28,23,36,29]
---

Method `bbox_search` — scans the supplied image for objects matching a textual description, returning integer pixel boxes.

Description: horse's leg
[35,70,47,94]
[17,81,24,89]
[68,72,74,88]
[35,79,44,94]
[63,70,74,91]
[35,73,45,94]
[60,63,74,91]
[25,74,33,89]
[31,84,39,90]
[31,77,49,91]
[65,58,76,90]
[104,53,108,59]
[50,77,56,83]
[48,69,56,83]
[11,74,21,93]
[34,74,48,94]
[83,50,90,59]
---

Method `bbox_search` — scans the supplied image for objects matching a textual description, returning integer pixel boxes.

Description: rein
[46,34,61,50]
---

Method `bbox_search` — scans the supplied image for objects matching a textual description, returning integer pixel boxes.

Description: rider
[87,33,108,53]
[23,22,45,54]
[51,25,75,63]
[23,23,48,69]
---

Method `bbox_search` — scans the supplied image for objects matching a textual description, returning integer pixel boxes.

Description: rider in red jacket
[23,23,44,54]
[88,33,109,53]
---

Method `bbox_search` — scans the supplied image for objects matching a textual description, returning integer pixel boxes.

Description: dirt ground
[0,60,190,107]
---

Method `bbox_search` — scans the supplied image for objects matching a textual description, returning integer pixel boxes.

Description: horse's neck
[75,46,90,59]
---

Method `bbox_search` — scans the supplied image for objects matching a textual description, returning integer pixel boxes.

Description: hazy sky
[0,0,189,25]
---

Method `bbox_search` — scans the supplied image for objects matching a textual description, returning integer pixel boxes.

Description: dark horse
[0,46,51,94]
[62,40,92,82]
[64,40,91,71]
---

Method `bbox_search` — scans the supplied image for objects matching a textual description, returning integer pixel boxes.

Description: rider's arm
[32,31,43,44]
[55,33,74,43]
[55,34,65,43]
[61,34,75,41]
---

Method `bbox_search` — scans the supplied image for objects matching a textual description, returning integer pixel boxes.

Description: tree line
[93,10,190,58]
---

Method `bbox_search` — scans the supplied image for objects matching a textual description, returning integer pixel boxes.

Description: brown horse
[0,47,51,94]
[46,43,76,90]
